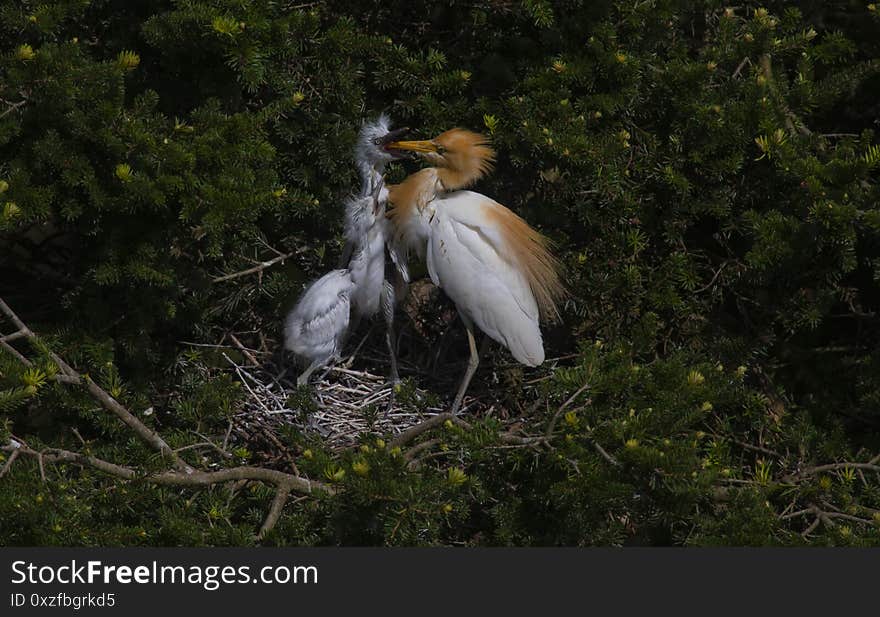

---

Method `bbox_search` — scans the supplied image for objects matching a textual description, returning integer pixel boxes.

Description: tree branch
[211,252,294,283]
[0,447,20,479]
[760,54,812,137]
[783,457,880,483]
[258,486,292,539]
[1,443,332,497]
[0,97,27,120]
[0,296,192,473]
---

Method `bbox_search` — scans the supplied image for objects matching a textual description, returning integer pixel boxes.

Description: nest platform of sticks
[211,327,550,460]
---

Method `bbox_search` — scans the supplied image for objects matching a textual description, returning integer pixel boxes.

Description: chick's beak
[379,127,410,145]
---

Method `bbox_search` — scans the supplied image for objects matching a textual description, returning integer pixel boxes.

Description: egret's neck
[357,159,385,197]
[387,167,441,258]
[436,166,479,192]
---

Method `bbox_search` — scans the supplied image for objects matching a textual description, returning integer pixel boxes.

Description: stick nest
[221,333,524,459]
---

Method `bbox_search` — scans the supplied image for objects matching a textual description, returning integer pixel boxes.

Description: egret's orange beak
[383,139,438,153]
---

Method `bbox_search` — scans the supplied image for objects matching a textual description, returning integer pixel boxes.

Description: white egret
[343,115,410,382]
[386,129,565,413]
[284,116,409,385]
[284,269,354,385]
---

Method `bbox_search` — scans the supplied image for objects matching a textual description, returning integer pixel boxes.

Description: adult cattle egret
[386,129,565,413]
[284,116,409,385]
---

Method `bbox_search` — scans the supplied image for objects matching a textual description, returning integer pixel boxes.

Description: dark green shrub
[1,1,879,546]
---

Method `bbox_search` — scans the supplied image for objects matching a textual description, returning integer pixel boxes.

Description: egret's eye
[436,145,446,155]
[372,137,382,145]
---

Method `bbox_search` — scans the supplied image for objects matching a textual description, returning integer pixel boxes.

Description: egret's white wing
[284,269,353,362]
[427,206,544,366]
[431,191,541,322]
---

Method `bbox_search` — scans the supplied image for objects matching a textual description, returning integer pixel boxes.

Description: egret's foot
[296,358,324,387]
[385,386,397,414]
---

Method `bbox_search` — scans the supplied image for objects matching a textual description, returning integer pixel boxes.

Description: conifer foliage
[1,1,880,545]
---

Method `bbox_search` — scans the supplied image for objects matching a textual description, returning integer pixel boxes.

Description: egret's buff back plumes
[386,130,493,258]
[483,202,565,322]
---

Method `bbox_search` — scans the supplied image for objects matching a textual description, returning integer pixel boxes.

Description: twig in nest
[229,333,261,366]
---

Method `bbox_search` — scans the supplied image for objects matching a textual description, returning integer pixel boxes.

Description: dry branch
[258,486,292,540]
[212,252,294,283]
[0,446,20,479]
[0,443,330,492]
[0,443,332,537]
[0,296,332,538]
[0,296,192,473]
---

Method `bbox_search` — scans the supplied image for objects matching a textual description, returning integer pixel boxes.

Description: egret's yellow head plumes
[387,128,495,191]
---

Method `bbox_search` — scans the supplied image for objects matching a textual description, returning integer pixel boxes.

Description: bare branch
[403,438,441,463]
[590,439,620,467]
[0,98,27,119]
[0,296,192,473]
[0,338,32,366]
[258,486,291,539]
[212,252,294,284]
[389,413,463,449]
[731,56,750,79]
[783,460,880,483]
[229,333,261,366]
[1,443,332,497]
[731,439,783,459]
[546,382,590,439]
[0,447,20,479]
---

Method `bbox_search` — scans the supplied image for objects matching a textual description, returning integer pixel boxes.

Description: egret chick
[284,116,409,385]
[284,269,354,386]
[343,115,411,382]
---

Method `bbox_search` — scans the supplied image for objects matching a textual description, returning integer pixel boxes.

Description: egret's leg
[382,278,400,384]
[450,314,480,415]
[296,358,323,387]
[343,323,374,368]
